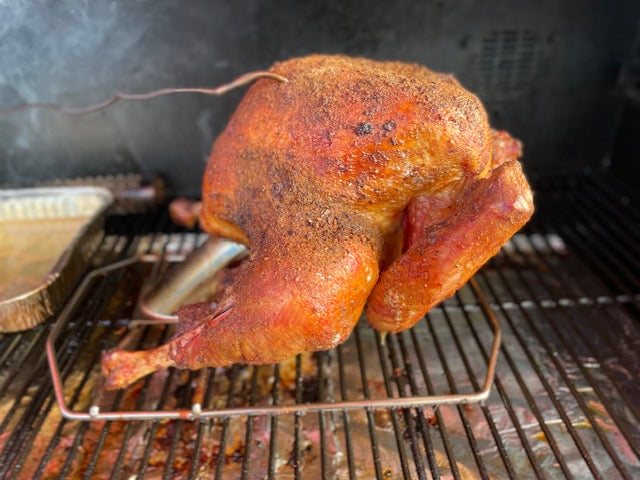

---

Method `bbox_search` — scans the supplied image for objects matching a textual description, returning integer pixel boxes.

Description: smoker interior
[0,174,638,479]
[1,3,640,478]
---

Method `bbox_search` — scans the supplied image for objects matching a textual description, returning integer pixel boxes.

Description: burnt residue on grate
[0,175,640,479]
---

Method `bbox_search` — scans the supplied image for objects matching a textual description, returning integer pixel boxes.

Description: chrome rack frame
[46,253,501,422]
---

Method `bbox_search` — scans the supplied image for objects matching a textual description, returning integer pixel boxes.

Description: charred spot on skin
[356,122,373,135]
[383,120,397,131]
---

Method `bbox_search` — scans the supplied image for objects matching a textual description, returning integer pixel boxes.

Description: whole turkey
[102,55,534,389]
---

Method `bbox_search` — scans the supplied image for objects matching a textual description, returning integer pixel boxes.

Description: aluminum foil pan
[0,187,113,332]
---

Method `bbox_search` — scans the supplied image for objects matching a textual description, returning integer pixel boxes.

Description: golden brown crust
[200,54,494,247]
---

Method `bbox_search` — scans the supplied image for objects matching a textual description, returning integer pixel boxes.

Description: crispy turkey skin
[102,55,533,389]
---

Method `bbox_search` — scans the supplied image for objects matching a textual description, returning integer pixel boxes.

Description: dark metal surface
[0,174,639,478]
[1,1,639,194]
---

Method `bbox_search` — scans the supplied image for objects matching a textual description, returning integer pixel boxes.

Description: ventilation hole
[470,29,541,101]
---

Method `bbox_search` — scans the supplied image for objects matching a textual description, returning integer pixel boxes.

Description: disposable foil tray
[0,187,113,332]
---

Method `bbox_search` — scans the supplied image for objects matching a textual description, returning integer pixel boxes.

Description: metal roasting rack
[1,174,639,479]
[45,257,502,422]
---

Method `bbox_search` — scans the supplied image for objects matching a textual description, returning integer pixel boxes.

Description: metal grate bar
[528,233,640,449]
[135,359,179,477]
[267,364,281,480]
[452,298,548,479]
[81,391,126,480]
[213,365,241,480]
[578,185,640,259]
[527,227,640,446]
[409,327,463,480]
[377,330,426,480]
[0,328,46,406]
[81,286,166,479]
[164,240,206,480]
[486,253,633,478]
[0,236,131,478]
[394,332,441,479]
[528,221,640,386]
[188,368,217,479]
[112,221,182,480]
[317,351,329,480]
[55,243,143,478]
[524,229,640,387]
[240,366,261,480]
[472,282,578,478]
[588,176,640,218]
[425,310,489,479]
[563,193,640,290]
[541,190,640,298]
[353,325,385,480]
[28,215,166,479]
[439,300,518,478]
[18,262,127,478]
[0,334,23,367]
[499,236,637,478]
[336,344,358,479]
[34,258,131,477]
[110,331,172,479]
[293,355,303,479]
[480,269,605,479]
[536,208,640,410]
[387,333,440,478]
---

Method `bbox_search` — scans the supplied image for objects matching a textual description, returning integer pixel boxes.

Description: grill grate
[0,174,639,479]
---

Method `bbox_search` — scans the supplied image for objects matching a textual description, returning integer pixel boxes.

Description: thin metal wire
[0,71,288,116]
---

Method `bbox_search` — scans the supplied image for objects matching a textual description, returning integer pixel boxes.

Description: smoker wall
[1,0,638,196]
